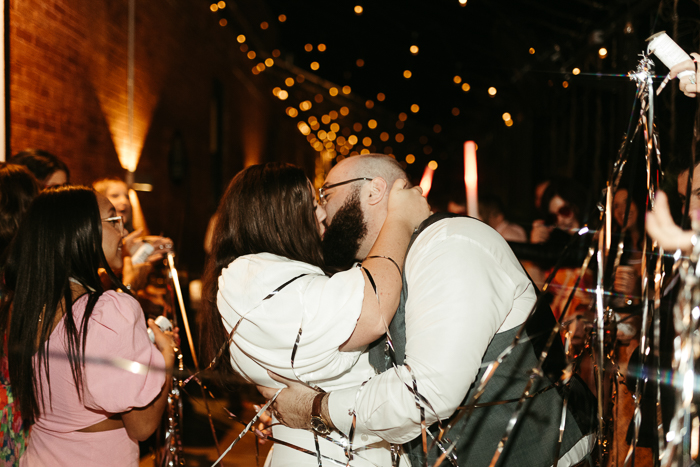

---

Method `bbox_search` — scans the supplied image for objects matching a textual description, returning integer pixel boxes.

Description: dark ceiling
[216,0,700,215]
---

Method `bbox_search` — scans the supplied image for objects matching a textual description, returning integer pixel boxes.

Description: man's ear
[367,177,388,206]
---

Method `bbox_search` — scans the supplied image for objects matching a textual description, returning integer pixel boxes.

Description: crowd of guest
[0,150,177,466]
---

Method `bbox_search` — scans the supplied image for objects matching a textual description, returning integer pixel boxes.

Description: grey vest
[368,213,595,467]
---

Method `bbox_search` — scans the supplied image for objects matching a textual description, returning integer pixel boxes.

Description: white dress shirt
[328,217,536,442]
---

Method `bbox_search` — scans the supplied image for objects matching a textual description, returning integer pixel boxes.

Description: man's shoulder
[413,215,502,249]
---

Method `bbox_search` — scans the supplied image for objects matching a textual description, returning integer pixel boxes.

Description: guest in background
[93,177,172,293]
[2,186,175,466]
[9,149,69,189]
[0,163,39,465]
[478,194,527,242]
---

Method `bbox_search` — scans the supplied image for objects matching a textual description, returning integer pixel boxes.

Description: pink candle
[419,164,435,197]
[464,141,479,218]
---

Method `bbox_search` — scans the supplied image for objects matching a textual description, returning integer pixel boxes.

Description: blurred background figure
[93,176,173,296]
[9,149,70,189]
[0,163,39,465]
[478,194,527,242]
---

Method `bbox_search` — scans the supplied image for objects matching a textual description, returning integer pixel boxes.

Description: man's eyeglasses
[102,216,124,234]
[318,178,373,206]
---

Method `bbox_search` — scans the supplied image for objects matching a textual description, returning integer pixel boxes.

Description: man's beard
[322,190,368,273]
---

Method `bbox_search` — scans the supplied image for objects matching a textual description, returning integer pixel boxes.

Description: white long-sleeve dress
[218,252,405,467]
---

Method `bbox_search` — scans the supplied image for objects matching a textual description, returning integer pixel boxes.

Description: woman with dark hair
[9,149,70,188]
[200,162,429,466]
[1,186,175,466]
[0,163,39,465]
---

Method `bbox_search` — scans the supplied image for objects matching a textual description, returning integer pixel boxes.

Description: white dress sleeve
[219,257,367,388]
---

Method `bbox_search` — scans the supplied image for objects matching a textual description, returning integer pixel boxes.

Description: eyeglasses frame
[318,177,373,206]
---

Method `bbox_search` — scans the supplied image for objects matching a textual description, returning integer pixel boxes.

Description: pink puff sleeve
[80,291,166,414]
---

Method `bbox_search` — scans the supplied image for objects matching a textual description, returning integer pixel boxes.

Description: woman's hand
[143,236,174,264]
[148,319,177,369]
[121,256,152,291]
[124,229,145,256]
[669,53,700,98]
[646,191,696,253]
[530,219,552,244]
[386,179,431,231]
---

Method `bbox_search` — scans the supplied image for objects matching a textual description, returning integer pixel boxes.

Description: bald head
[332,154,408,188]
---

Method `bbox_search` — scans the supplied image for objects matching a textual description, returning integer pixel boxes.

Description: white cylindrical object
[148,316,173,343]
[647,31,694,77]
[464,141,479,219]
[131,242,154,265]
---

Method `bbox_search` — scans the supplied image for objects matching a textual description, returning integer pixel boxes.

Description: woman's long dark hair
[0,163,39,258]
[0,186,126,425]
[199,163,324,381]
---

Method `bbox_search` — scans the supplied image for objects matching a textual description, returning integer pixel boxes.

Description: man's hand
[256,371,319,430]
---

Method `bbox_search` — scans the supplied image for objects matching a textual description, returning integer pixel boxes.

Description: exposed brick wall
[9,0,315,275]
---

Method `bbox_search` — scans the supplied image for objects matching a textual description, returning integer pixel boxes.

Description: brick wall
[9,0,315,274]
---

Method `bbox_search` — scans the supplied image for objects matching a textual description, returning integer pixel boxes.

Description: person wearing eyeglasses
[1,186,177,466]
[259,155,595,467]
[199,162,429,466]
[93,177,173,294]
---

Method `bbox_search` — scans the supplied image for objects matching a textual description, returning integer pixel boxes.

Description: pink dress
[20,291,166,466]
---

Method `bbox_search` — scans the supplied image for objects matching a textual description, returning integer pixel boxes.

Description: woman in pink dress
[0,186,176,466]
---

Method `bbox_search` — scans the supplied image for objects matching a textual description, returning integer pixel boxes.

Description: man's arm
[261,220,533,444]
[327,222,529,443]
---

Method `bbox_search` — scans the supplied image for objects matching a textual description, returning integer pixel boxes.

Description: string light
[354,5,363,14]
[453,75,462,84]
[452,107,460,116]
[304,44,313,52]
[217,1,225,8]
[219,19,227,27]
[502,113,511,121]
[210,3,218,12]
[285,77,294,87]
[403,70,412,79]
[342,85,351,94]
[366,100,374,109]
[318,44,326,52]
[572,68,581,75]
[329,87,339,96]
[260,22,269,30]
[368,119,377,129]
[598,47,608,58]
[265,58,274,67]
[461,83,470,92]
[529,47,535,54]
[411,104,420,113]
[278,14,287,22]
[247,51,256,60]
[356,59,365,67]
[428,160,438,170]
[410,45,419,55]
[310,62,320,70]
[236,35,246,43]
[377,93,385,101]
[395,133,404,143]
[406,154,415,164]
[487,87,497,96]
